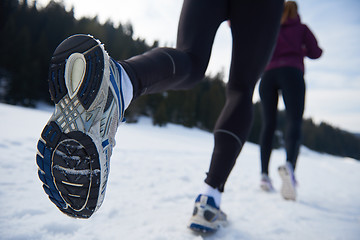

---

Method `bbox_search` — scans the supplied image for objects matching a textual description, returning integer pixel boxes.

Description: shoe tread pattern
[37,122,100,218]
[48,34,104,110]
[37,34,106,218]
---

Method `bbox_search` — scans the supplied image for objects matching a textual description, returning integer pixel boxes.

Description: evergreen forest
[1,0,359,160]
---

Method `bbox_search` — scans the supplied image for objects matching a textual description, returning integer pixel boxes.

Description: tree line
[1,0,359,160]
[126,77,360,160]
[0,0,156,105]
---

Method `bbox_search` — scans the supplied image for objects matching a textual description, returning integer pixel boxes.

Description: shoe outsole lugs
[36,34,110,218]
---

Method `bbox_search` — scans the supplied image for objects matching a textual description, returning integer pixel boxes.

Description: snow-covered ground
[0,103,359,240]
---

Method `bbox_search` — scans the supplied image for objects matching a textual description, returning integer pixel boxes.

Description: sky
[31,0,360,133]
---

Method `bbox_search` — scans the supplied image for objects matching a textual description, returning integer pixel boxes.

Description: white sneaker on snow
[260,173,275,192]
[278,162,297,201]
[188,194,227,233]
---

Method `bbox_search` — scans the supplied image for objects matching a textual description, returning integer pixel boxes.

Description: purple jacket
[266,15,322,73]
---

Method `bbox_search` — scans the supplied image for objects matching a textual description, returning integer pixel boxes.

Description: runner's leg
[205,0,284,191]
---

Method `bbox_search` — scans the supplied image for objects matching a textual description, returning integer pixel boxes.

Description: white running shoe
[260,173,275,192]
[36,34,125,218]
[278,162,297,201]
[188,195,227,233]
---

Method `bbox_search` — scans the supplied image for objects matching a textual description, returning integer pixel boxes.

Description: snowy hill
[0,103,359,240]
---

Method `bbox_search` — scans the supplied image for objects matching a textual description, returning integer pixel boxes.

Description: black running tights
[259,67,305,174]
[121,0,284,192]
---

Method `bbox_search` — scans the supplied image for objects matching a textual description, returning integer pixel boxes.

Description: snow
[0,102,359,240]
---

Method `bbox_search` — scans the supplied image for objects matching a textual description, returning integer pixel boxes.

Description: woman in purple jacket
[259,1,322,200]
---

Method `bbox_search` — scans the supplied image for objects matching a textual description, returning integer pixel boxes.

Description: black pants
[259,67,305,174]
[121,0,283,191]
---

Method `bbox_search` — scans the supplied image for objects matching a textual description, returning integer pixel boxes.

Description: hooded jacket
[266,15,322,73]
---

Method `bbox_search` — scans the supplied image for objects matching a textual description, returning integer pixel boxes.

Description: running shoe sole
[189,218,219,233]
[36,34,111,218]
[188,211,227,233]
[278,165,296,201]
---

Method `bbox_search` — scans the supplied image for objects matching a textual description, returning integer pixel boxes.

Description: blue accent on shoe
[50,131,57,143]
[189,223,216,233]
[102,139,109,148]
[36,138,67,210]
[43,148,52,174]
[43,184,66,208]
[36,155,44,171]
[38,168,46,183]
[37,140,45,155]
[110,58,125,120]
[80,56,92,97]
[44,125,53,138]
[195,194,219,209]
[51,72,57,98]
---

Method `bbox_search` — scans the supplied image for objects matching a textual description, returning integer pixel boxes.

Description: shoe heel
[48,34,108,110]
[65,53,86,99]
